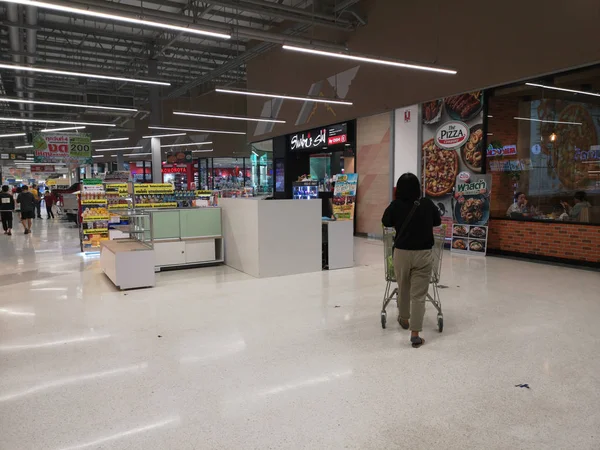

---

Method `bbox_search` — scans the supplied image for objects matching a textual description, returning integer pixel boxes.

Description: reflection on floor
[1,218,599,449]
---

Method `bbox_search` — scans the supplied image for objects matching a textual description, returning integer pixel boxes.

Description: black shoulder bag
[394,200,420,249]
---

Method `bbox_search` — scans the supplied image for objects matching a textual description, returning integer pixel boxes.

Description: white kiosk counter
[322,220,354,270]
[100,239,155,290]
[220,198,321,278]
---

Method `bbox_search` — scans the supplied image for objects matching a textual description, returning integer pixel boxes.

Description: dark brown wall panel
[246,0,600,141]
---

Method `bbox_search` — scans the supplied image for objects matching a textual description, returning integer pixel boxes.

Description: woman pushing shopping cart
[381,173,442,348]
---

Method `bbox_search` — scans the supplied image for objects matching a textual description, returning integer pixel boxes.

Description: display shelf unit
[129,207,224,271]
[79,179,109,253]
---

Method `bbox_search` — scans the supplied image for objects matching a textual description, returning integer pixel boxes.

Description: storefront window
[250,140,273,195]
[211,157,249,190]
[488,67,600,224]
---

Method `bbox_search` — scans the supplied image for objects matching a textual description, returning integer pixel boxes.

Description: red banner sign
[162,166,187,174]
[327,134,348,145]
[31,165,55,173]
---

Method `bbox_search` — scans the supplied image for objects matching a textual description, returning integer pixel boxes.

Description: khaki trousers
[393,249,433,332]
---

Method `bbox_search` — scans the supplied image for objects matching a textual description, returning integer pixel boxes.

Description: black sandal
[411,336,425,348]
[397,317,410,330]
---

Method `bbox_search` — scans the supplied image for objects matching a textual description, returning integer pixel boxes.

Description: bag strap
[394,200,420,248]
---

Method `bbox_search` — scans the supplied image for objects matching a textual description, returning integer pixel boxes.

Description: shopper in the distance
[30,184,42,219]
[382,173,441,348]
[0,185,15,236]
[17,185,36,234]
[44,189,55,219]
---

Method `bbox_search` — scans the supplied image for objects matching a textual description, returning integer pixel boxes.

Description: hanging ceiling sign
[30,165,56,173]
[165,151,193,164]
[33,133,93,164]
[289,122,349,151]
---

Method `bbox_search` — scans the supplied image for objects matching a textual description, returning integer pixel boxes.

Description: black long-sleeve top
[382,197,442,250]
[0,192,15,211]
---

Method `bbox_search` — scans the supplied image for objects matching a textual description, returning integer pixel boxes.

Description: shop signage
[290,128,327,151]
[451,174,492,256]
[328,134,347,145]
[0,153,8,160]
[487,144,517,157]
[162,166,187,174]
[435,121,469,149]
[165,151,193,164]
[489,159,532,172]
[7,153,28,161]
[574,146,600,161]
[290,122,349,151]
[31,165,55,173]
[104,171,130,182]
[33,133,93,164]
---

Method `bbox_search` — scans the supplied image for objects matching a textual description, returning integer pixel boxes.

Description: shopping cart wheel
[437,315,443,333]
[381,311,387,329]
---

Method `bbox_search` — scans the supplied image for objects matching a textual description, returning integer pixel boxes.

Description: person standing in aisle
[17,185,36,234]
[44,189,55,219]
[0,185,15,236]
[31,184,42,219]
[382,173,441,348]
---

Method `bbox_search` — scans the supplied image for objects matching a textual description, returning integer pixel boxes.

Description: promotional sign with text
[450,173,492,256]
[33,133,92,164]
[421,91,484,237]
[332,173,358,220]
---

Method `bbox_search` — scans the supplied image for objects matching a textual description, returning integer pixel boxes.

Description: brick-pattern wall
[488,219,600,263]
[487,96,521,216]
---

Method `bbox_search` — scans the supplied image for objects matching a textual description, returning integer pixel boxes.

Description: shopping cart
[380,226,446,332]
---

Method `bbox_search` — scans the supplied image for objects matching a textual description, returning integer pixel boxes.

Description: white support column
[151,137,162,182]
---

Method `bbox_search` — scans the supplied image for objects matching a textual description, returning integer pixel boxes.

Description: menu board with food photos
[421,91,484,237]
[450,174,492,255]
[332,173,358,220]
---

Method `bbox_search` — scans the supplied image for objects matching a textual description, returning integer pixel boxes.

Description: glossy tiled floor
[1,218,600,449]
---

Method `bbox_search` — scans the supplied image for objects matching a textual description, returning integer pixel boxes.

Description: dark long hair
[395,173,421,202]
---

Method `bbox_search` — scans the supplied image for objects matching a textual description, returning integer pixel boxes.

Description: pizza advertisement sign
[420,91,484,238]
[33,133,93,164]
[450,174,492,256]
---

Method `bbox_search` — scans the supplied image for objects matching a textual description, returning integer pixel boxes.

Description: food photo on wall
[421,91,485,236]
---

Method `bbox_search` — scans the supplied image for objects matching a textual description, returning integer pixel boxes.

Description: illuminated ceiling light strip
[141,133,186,139]
[148,125,245,135]
[124,153,151,156]
[215,88,353,106]
[513,116,582,126]
[15,144,33,149]
[160,141,212,148]
[0,0,231,39]
[0,117,114,127]
[0,132,26,138]
[96,146,143,152]
[192,149,213,153]
[41,126,86,132]
[91,155,104,158]
[91,137,128,143]
[0,63,170,87]
[525,82,600,98]
[0,96,137,112]
[173,111,286,124]
[282,45,457,75]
